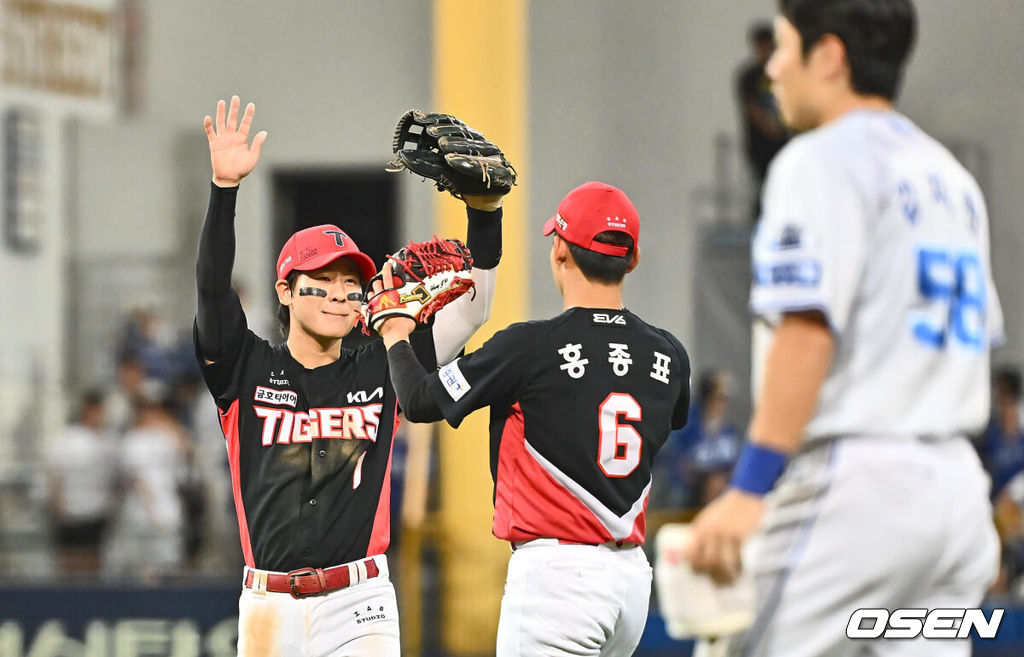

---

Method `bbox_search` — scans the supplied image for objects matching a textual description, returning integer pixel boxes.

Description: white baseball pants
[745,436,998,657]
[497,539,653,657]
[236,554,399,657]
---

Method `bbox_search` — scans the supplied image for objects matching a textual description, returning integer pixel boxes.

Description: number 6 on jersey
[598,393,643,477]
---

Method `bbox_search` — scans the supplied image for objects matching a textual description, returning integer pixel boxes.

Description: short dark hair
[72,388,105,423]
[275,270,302,339]
[80,388,105,410]
[994,367,1023,401]
[779,0,916,100]
[697,372,721,409]
[749,21,774,45]
[566,231,635,284]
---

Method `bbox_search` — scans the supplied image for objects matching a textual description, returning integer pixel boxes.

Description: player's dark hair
[275,270,302,339]
[566,232,635,284]
[778,0,916,100]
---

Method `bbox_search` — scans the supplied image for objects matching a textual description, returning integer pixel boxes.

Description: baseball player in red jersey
[372,181,692,656]
[195,96,506,657]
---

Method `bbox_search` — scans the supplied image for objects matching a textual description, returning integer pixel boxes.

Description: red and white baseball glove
[362,237,475,335]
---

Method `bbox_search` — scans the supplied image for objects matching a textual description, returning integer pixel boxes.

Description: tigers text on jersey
[197,327,433,572]
[751,109,1003,440]
[426,308,690,545]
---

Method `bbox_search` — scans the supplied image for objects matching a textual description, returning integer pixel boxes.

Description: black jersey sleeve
[194,183,247,366]
[423,324,528,428]
[670,334,692,430]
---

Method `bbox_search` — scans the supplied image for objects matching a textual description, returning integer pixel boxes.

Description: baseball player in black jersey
[194,96,505,657]
[374,181,691,657]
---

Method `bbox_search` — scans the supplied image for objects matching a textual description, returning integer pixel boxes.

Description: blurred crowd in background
[45,305,236,581]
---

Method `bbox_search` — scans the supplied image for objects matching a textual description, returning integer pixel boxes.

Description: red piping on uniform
[493,403,613,544]
[366,406,399,557]
[221,399,255,568]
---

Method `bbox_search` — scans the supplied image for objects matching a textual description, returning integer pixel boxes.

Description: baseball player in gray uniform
[685,1,1004,656]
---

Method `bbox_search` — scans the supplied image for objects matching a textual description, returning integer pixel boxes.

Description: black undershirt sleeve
[388,341,445,423]
[465,206,502,269]
[195,183,247,362]
[409,329,438,371]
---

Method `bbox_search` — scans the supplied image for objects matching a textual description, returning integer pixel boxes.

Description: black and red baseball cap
[276,224,377,283]
[542,181,639,257]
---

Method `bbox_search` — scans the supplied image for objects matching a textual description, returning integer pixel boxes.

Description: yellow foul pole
[433,1,528,653]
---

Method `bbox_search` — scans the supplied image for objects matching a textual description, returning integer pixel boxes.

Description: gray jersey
[751,109,1003,441]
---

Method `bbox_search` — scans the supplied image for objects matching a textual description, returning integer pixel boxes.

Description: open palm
[204,95,267,186]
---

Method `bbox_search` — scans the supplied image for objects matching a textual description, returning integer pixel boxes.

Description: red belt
[244,558,380,599]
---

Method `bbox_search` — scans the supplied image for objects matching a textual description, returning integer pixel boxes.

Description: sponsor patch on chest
[254,386,298,407]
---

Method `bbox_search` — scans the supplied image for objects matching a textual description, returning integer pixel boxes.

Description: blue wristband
[730,442,789,496]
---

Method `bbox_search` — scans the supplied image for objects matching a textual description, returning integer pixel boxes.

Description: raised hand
[368,262,418,347]
[204,95,268,187]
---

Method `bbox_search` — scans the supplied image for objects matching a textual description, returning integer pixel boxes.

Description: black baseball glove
[387,110,517,199]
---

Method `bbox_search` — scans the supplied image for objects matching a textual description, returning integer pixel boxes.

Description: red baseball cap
[542,181,639,257]
[276,224,377,283]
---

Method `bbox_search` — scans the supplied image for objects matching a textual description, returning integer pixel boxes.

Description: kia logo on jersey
[347,387,384,404]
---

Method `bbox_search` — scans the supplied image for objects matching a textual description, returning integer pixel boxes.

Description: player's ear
[552,235,571,266]
[275,278,293,307]
[625,245,641,274]
[809,33,848,84]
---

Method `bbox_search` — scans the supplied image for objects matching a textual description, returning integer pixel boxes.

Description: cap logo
[606,216,627,229]
[323,230,347,247]
[555,213,568,231]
